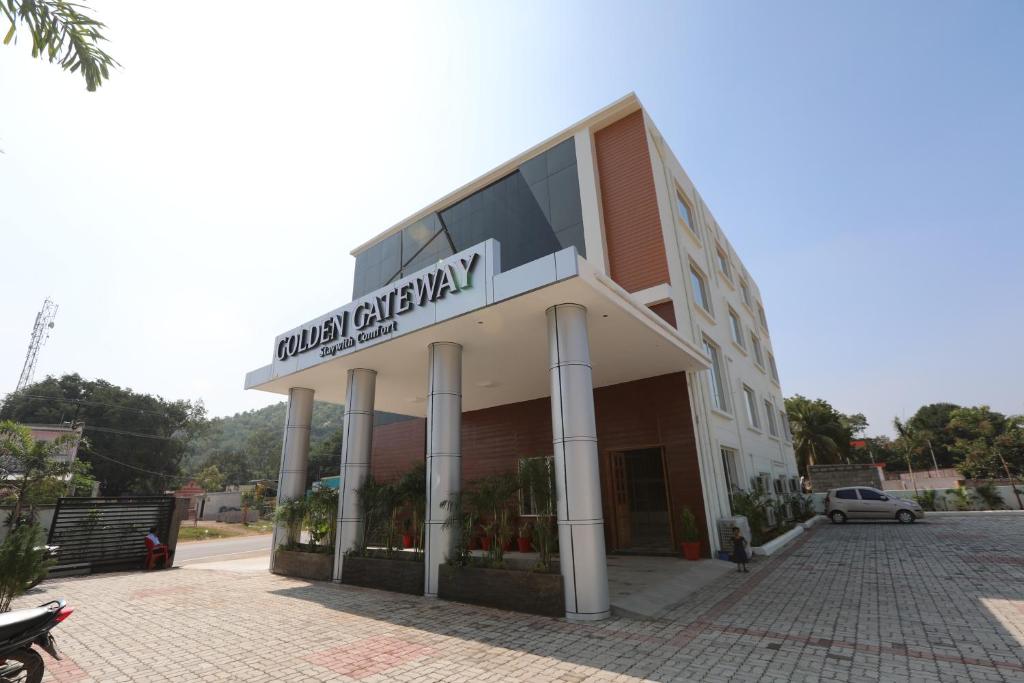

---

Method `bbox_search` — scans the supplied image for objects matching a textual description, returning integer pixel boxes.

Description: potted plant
[516,519,532,553]
[679,506,701,560]
[401,518,415,549]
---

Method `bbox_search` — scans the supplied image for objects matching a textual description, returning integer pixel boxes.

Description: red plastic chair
[145,537,170,569]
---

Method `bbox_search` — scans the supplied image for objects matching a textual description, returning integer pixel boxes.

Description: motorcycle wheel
[1,648,44,683]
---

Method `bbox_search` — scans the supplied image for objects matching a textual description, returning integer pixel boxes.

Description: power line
[79,446,190,482]
[82,425,177,441]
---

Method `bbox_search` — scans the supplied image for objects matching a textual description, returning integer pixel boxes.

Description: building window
[768,353,779,382]
[757,303,768,330]
[750,332,765,368]
[743,385,760,430]
[716,246,732,281]
[773,477,784,495]
[729,308,745,349]
[690,265,712,315]
[518,457,555,516]
[789,477,799,493]
[740,279,753,308]
[780,410,792,441]
[722,447,740,514]
[703,337,727,412]
[755,472,772,495]
[765,399,779,437]
[676,188,696,237]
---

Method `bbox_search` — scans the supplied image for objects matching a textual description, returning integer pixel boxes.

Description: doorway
[604,447,673,554]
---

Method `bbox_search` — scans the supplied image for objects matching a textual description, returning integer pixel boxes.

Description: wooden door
[608,451,631,549]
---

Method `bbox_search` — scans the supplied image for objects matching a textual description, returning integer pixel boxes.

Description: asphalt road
[174,534,272,563]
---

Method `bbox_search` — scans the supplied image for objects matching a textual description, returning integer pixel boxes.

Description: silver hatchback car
[825,486,924,524]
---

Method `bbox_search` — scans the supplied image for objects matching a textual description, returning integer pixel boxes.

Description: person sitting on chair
[144,527,170,569]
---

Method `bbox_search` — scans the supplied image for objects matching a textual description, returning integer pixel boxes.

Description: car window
[858,488,885,500]
[835,489,857,500]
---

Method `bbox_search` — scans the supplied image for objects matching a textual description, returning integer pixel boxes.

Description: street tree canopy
[0,374,205,496]
[2,0,117,91]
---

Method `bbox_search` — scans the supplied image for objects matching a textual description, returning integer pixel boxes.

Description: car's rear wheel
[830,510,846,524]
[896,510,915,524]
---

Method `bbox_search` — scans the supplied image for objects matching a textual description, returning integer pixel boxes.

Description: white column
[547,303,610,621]
[270,387,314,570]
[424,342,462,597]
[332,368,377,582]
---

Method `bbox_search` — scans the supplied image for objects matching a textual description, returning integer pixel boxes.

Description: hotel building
[245,93,799,621]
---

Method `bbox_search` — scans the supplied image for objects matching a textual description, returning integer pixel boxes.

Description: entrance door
[605,448,672,553]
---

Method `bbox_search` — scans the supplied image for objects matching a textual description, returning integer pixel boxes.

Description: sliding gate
[47,496,176,572]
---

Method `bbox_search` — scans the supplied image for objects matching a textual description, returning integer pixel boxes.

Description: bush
[973,482,1004,510]
[913,489,938,511]
[946,485,973,511]
[0,524,52,612]
[273,498,307,548]
[730,490,770,545]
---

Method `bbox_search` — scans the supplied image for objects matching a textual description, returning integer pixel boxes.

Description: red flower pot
[503,539,514,552]
[401,534,414,549]
[481,536,492,551]
[468,536,481,550]
[516,537,532,553]
[681,542,701,561]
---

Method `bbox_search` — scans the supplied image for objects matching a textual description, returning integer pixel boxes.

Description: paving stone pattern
[18,515,1024,682]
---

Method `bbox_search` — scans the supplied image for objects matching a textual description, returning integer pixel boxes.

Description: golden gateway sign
[275,250,482,362]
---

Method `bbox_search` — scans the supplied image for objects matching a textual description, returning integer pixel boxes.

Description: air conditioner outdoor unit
[765,506,778,528]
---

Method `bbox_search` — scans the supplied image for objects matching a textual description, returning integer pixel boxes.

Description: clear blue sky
[1,1,1021,436]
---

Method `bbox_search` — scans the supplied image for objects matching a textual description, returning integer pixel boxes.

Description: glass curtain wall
[352,138,585,298]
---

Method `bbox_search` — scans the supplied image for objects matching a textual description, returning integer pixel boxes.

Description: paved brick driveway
[18,514,1024,682]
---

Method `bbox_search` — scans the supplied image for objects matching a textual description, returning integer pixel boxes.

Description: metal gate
[47,496,176,571]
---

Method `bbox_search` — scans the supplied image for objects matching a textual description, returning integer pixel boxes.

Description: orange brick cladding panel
[369,372,706,554]
[594,110,670,293]
[648,301,677,328]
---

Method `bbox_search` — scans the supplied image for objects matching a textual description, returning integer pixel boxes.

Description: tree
[0,421,94,521]
[947,406,1023,479]
[0,374,205,495]
[2,0,117,91]
[195,464,224,493]
[784,395,848,475]
[907,403,961,469]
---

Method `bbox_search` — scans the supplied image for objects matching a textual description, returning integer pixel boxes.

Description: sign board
[271,240,500,376]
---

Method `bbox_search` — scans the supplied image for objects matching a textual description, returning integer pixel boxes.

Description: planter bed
[273,548,333,581]
[342,553,424,595]
[439,563,564,618]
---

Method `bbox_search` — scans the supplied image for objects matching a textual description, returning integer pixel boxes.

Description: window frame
[742,385,761,430]
[764,399,779,437]
[715,244,732,283]
[728,307,745,351]
[780,410,792,441]
[675,187,700,242]
[757,303,768,330]
[768,353,780,383]
[703,336,729,414]
[749,331,765,369]
[740,279,753,309]
[689,263,713,317]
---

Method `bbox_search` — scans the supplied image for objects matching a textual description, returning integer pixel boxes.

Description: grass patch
[177,526,241,542]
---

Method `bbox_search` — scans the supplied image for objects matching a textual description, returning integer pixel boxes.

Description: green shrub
[946,485,972,511]
[0,524,52,612]
[913,490,938,511]
[273,498,308,548]
[306,488,338,548]
[731,489,770,545]
[973,482,1004,510]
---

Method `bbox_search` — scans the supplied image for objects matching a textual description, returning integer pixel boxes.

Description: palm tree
[893,417,923,493]
[2,0,117,91]
[785,397,842,476]
[0,421,82,524]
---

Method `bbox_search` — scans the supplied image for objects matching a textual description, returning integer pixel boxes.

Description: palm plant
[785,399,842,475]
[913,489,938,511]
[472,474,520,566]
[440,492,473,567]
[306,488,338,549]
[397,462,427,553]
[973,482,1004,510]
[946,485,972,511]
[518,458,557,570]
[273,498,307,548]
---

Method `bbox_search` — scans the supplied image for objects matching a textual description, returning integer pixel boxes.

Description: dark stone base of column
[438,564,565,618]
[341,554,425,595]
[272,548,334,581]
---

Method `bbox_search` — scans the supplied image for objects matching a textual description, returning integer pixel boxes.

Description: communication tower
[16,298,59,391]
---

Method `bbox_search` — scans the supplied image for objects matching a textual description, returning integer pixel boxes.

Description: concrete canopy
[245,248,709,416]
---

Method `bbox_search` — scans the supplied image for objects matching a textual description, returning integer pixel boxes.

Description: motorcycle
[0,599,73,683]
